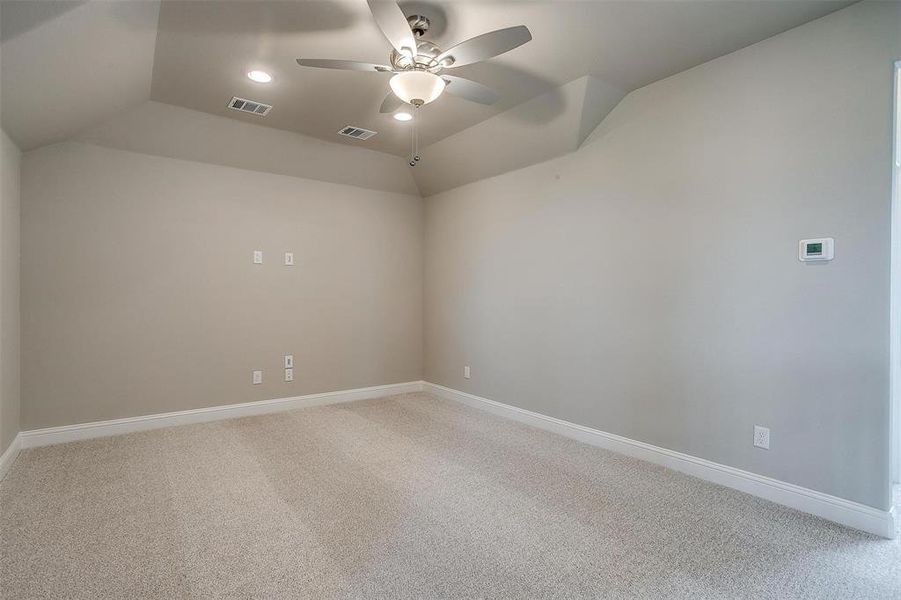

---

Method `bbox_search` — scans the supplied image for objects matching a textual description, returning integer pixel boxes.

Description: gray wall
[0,130,21,455]
[424,0,900,510]
[21,142,423,430]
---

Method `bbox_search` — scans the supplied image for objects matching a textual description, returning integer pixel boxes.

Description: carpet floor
[1,392,899,599]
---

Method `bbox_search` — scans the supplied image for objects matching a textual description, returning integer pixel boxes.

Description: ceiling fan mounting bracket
[406,15,431,37]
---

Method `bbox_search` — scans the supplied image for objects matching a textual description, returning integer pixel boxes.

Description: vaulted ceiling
[150,0,856,156]
[2,0,856,170]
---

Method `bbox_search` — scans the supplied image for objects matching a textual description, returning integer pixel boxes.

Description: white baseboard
[423,382,897,539]
[19,381,424,450]
[0,433,22,482]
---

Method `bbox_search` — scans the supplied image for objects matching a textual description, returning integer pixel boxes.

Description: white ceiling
[2,0,855,156]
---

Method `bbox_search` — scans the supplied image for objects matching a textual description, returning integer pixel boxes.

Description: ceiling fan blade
[366,0,417,58]
[441,75,499,105]
[437,25,532,68]
[379,91,404,113]
[296,58,393,72]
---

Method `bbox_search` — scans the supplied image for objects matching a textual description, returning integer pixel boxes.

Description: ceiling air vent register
[338,126,378,141]
[227,96,272,116]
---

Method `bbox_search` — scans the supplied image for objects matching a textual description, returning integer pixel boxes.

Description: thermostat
[799,238,834,262]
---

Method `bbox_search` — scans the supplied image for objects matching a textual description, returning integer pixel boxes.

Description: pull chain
[409,102,422,167]
[410,106,416,166]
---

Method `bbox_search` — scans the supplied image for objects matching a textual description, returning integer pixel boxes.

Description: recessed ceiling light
[247,70,272,83]
[394,112,413,122]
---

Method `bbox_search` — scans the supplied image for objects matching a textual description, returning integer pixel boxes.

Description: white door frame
[891,60,900,487]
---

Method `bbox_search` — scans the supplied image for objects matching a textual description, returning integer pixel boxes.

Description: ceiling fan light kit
[389,71,445,106]
[296,0,532,166]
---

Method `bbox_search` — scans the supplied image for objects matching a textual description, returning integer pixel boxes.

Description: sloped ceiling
[412,75,627,196]
[1,0,160,151]
[1,0,858,194]
[77,100,419,195]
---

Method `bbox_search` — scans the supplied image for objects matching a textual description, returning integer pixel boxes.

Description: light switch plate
[464,365,471,379]
[252,370,263,385]
[284,354,294,369]
[253,250,263,264]
[284,252,294,266]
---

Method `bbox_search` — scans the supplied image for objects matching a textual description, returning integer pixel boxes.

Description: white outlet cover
[252,370,263,385]
[284,252,294,266]
[253,250,263,264]
[753,425,770,450]
[464,365,471,379]
[285,368,294,382]
[284,354,294,369]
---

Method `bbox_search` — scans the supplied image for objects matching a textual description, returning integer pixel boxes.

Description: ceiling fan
[296,0,532,165]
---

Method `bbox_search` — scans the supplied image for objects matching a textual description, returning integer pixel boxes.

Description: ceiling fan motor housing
[390,39,446,72]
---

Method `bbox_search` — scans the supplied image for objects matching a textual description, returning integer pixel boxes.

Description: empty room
[1,0,900,597]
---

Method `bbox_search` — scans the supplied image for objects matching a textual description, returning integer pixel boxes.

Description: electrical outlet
[253,250,263,264]
[284,354,294,369]
[252,370,263,385]
[464,365,471,379]
[284,368,294,382]
[284,252,294,266]
[753,425,770,450]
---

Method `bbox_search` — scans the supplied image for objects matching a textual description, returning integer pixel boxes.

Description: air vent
[227,96,272,116]
[338,126,377,140]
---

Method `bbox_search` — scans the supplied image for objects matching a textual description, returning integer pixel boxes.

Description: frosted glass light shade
[389,71,445,105]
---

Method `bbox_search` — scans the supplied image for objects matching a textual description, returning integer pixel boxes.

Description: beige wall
[0,129,21,455]
[424,1,900,510]
[21,142,422,429]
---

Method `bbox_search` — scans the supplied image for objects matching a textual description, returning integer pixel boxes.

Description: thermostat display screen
[799,238,834,262]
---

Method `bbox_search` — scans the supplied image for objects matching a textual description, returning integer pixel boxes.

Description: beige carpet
[1,392,899,599]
